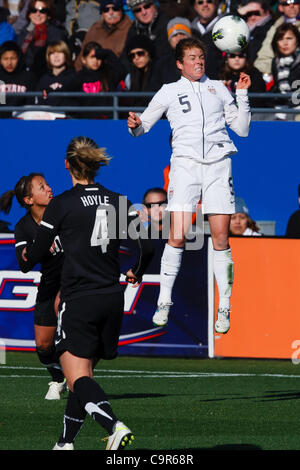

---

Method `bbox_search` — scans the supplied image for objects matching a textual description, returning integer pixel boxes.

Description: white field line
[0,366,300,379]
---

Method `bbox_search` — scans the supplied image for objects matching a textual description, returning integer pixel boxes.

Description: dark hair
[272,23,300,55]
[219,48,253,81]
[142,188,167,205]
[0,40,22,59]
[175,37,207,63]
[82,42,111,91]
[66,136,110,181]
[126,34,155,59]
[126,34,154,91]
[0,173,44,214]
[82,41,103,58]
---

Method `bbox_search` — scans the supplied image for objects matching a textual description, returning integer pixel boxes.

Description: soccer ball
[212,15,250,54]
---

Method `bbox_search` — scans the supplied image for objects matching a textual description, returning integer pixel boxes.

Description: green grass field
[1,352,300,451]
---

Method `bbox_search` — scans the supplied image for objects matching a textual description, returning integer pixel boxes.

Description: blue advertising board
[0,119,299,235]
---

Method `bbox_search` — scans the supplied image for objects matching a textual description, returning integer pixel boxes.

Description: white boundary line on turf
[1,368,300,379]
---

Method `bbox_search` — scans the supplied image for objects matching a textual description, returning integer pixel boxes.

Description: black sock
[36,345,65,383]
[58,391,87,444]
[73,376,117,434]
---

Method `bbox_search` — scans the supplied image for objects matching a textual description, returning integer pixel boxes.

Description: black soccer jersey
[14,212,64,302]
[25,183,154,301]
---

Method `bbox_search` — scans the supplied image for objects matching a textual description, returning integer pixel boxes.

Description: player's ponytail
[66,136,111,181]
[0,173,44,214]
[0,189,15,214]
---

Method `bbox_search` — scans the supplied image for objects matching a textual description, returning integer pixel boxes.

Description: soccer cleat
[53,442,74,450]
[103,421,134,450]
[152,302,173,327]
[215,308,230,334]
[45,379,67,400]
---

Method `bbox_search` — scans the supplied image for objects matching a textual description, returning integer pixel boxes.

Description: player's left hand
[125,269,141,287]
[236,72,251,90]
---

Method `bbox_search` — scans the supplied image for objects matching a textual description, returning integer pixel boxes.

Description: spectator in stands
[65,0,101,37]
[124,34,162,105]
[35,40,76,115]
[0,0,31,35]
[51,0,67,26]
[158,0,197,21]
[237,0,274,63]
[0,40,36,117]
[160,16,193,83]
[0,6,17,43]
[74,0,132,70]
[286,184,300,238]
[190,0,224,78]
[65,0,101,60]
[122,0,171,71]
[17,0,67,77]
[254,0,300,77]
[230,197,262,236]
[73,41,123,117]
[159,16,193,84]
[168,16,192,50]
[270,22,300,119]
[219,48,267,108]
[142,187,169,238]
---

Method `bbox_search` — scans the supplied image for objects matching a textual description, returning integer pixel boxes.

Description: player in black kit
[22,136,154,450]
[0,173,66,400]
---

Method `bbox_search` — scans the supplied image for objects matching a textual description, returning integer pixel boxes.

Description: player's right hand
[127,112,141,129]
[125,268,141,287]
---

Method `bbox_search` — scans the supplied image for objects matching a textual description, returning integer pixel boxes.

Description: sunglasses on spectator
[29,6,50,14]
[144,200,167,208]
[196,0,214,5]
[133,2,153,13]
[228,52,247,58]
[243,10,262,18]
[280,0,299,5]
[128,50,146,60]
[101,5,122,12]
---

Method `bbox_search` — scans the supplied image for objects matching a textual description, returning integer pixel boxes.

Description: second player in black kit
[0,173,66,400]
[24,136,154,450]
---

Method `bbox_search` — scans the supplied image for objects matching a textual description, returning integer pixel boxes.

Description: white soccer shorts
[166,156,235,214]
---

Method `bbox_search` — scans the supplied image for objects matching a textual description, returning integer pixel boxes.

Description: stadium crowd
[0,0,299,118]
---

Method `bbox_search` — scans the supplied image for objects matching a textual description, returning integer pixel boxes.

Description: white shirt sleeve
[223,88,251,137]
[129,85,169,137]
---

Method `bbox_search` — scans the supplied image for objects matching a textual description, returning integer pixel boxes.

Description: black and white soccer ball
[212,15,250,54]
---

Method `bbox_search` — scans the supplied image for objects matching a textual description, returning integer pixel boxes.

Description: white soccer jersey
[130,75,251,163]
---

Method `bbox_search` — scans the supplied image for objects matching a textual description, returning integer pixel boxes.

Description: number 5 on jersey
[90,208,109,253]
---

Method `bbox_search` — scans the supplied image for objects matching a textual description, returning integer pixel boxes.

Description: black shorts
[55,292,124,360]
[34,297,58,327]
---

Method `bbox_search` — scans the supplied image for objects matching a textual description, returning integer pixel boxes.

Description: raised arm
[224,72,251,137]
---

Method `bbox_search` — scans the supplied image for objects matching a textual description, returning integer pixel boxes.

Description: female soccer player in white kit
[128,37,251,334]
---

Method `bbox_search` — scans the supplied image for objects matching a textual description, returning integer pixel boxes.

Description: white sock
[213,248,234,310]
[157,243,183,305]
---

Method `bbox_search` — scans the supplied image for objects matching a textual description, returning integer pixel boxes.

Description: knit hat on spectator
[234,197,249,215]
[100,0,123,12]
[127,0,154,11]
[167,17,192,41]
[126,34,156,58]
